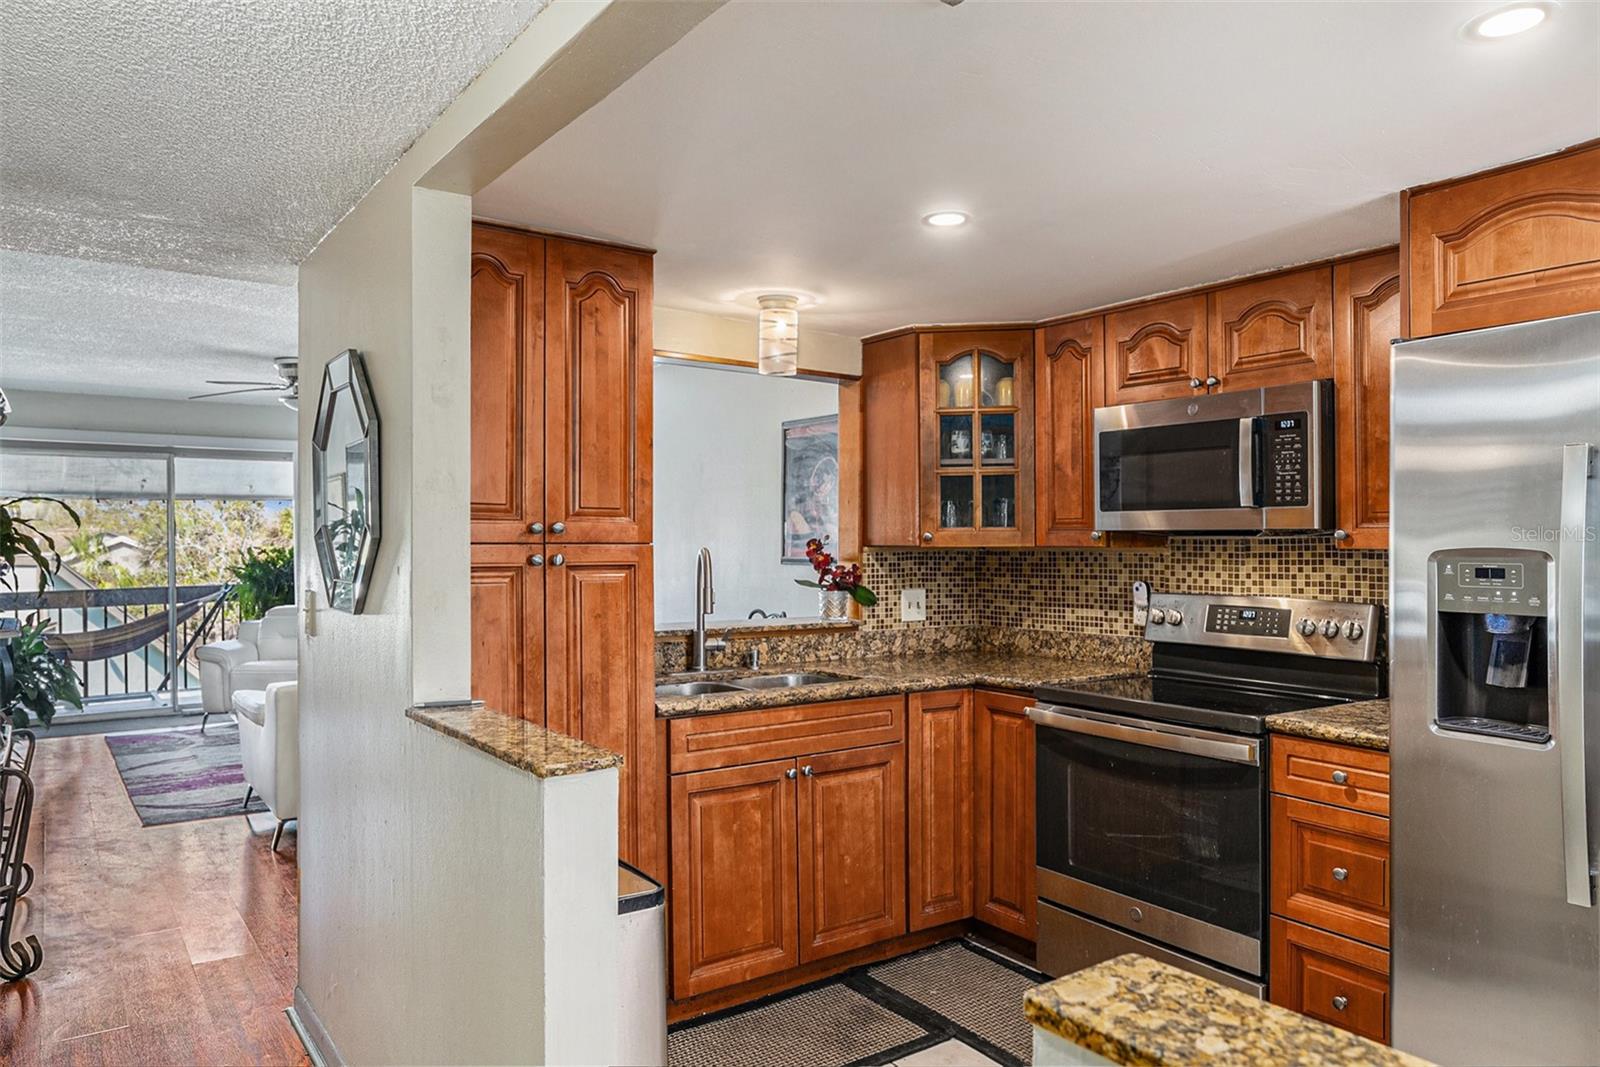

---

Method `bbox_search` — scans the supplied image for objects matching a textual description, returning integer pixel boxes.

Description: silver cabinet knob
[1321,619,1341,638]
[1129,906,1144,922]
[1334,528,1349,542]
[1331,769,1349,785]
[1204,375,1221,388]
[529,522,545,535]
[1090,530,1103,541]
[1297,618,1318,637]
[1149,608,1167,625]
[1332,995,1349,1012]
[1189,377,1204,389]
[801,765,813,777]
[1344,620,1365,641]
[1165,609,1183,625]
[550,522,566,535]
[922,531,934,543]
[550,554,565,567]
[1333,867,1349,882]
[785,768,797,779]
[527,554,544,568]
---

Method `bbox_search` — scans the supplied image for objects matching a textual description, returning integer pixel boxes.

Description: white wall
[1,387,295,446]
[292,2,721,1062]
[654,304,861,376]
[655,361,837,624]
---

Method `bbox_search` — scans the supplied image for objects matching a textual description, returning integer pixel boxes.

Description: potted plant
[0,496,86,727]
[793,537,877,620]
[226,545,295,620]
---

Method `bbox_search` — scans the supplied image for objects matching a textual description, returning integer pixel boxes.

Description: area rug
[105,724,268,826]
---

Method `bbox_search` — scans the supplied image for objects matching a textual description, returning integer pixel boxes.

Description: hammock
[43,589,228,662]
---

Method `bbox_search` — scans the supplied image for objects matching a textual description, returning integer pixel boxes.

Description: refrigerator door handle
[1558,442,1595,908]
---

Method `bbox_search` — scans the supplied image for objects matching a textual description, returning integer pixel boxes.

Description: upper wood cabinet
[973,689,1037,941]
[1333,252,1400,550]
[1105,293,1208,404]
[907,690,974,931]
[1403,140,1600,338]
[1034,316,1103,547]
[1207,266,1333,392]
[545,238,654,544]
[859,332,922,548]
[470,227,545,543]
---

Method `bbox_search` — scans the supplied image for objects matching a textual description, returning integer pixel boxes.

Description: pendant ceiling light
[757,294,800,376]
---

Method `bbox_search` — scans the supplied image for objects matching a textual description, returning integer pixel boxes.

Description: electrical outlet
[900,587,927,623]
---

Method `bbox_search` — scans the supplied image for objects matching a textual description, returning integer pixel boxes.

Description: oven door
[1028,704,1266,977]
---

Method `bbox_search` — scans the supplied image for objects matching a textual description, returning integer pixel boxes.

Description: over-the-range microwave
[1093,379,1334,533]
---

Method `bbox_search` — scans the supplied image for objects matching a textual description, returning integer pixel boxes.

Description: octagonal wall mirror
[312,349,381,614]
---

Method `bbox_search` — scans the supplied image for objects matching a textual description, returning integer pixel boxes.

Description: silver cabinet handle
[550,522,566,535]
[1189,377,1204,389]
[1090,531,1103,541]
[1334,528,1350,542]
[1331,770,1349,785]
[785,768,797,779]
[922,531,934,543]
[1559,442,1594,907]
[528,522,544,535]
[550,554,566,567]
[1332,867,1349,882]
[527,554,544,568]
[1205,375,1221,388]
[801,765,813,777]
[1332,995,1349,1012]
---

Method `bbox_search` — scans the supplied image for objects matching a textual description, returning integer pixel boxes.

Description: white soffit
[476,0,1600,337]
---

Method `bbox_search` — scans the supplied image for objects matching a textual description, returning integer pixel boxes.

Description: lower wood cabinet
[973,689,1037,940]
[907,689,974,930]
[1270,918,1391,1044]
[1270,795,1390,949]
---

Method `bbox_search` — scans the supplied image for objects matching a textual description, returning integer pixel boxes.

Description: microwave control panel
[1262,413,1308,507]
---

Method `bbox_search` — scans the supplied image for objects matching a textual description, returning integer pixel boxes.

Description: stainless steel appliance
[1094,379,1334,533]
[1391,311,1600,1065]
[1031,591,1384,995]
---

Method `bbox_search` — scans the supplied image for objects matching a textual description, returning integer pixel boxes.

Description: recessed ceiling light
[1468,3,1550,38]
[923,211,969,228]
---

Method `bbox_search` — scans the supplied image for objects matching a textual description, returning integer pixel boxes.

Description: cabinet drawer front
[1270,918,1390,1044]
[669,696,905,773]
[1270,735,1389,815]
[1271,795,1390,948]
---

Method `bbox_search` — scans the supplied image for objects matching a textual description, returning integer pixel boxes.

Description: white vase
[819,589,850,620]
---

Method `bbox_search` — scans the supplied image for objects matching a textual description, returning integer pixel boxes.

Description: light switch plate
[900,587,927,623]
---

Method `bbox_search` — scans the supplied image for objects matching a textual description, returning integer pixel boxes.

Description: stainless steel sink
[734,672,852,690]
[654,681,748,697]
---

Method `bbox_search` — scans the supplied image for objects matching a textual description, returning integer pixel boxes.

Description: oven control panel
[1143,592,1382,662]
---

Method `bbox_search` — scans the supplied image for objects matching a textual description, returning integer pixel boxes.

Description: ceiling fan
[189,355,299,409]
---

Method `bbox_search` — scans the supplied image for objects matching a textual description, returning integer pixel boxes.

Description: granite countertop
[1266,698,1390,751]
[1024,954,1430,1067]
[406,703,622,777]
[655,649,1142,718]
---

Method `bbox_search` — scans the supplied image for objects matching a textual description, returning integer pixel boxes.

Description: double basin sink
[655,672,852,698]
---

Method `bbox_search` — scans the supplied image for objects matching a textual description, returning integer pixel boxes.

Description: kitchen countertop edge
[407,703,623,778]
[1265,697,1390,751]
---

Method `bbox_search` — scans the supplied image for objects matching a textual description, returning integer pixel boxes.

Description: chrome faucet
[692,547,724,671]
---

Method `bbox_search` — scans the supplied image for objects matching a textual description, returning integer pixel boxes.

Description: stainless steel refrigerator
[1391,311,1600,1065]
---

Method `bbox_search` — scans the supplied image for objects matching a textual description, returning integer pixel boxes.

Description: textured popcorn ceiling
[1,250,298,402]
[0,0,548,284]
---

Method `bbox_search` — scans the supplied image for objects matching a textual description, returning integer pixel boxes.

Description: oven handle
[1026,705,1261,766]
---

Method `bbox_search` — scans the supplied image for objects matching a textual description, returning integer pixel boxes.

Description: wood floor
[0,732,306,1066]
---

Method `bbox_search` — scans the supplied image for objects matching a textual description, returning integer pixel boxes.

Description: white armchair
[235,681,298,850]
[197,604,297,731]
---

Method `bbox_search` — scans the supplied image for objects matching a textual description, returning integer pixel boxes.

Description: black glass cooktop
[1034,673,1353,735]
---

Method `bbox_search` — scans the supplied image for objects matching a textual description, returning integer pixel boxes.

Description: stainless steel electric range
[1029,591,1384,996]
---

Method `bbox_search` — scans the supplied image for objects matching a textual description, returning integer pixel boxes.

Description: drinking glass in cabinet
[940,475,974,529]
[940,355,976,410]
[979,413,1015,465]
[940,415,975,466]
[983,474,1017,528]
[978,353,1016,407]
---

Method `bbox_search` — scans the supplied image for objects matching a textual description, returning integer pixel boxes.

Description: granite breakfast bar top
[654,649,1143,718]
[406,703,623,777]
[1025,954,1430,1067]
[1265,698,1390,751]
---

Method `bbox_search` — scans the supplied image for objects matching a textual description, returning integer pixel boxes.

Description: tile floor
[888,1037,1007,1066]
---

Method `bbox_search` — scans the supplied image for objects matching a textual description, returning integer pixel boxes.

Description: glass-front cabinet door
[919,329,1033,546]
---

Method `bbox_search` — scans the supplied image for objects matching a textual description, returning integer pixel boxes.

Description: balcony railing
[0,585,243,703]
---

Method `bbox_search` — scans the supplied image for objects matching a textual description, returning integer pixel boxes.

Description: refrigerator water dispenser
[1432,550,1551,744]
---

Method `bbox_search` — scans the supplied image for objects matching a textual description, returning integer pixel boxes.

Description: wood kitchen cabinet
[1034,316,1103,547]
[1271,918,1391,1044]
[857,328,1033,547]
[907,689,974,930]
[1402,139,1600,339]
[1104,293,1208,404]
[973,689,1037,940]
[468,543,544,720]
[1333,251,1401,550]
[1206,266,1333,392]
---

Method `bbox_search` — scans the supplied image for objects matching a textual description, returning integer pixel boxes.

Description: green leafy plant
[0,496,82,594]
[227,545,295,620]
[793,536,877,606]
[2,619,83,728]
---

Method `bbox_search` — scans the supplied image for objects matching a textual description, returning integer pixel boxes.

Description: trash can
[617,861,667,1066]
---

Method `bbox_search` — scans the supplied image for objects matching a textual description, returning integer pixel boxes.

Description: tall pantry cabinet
[468,222,664,882]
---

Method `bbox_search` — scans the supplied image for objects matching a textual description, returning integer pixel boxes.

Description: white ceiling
[477,0,1600,338]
